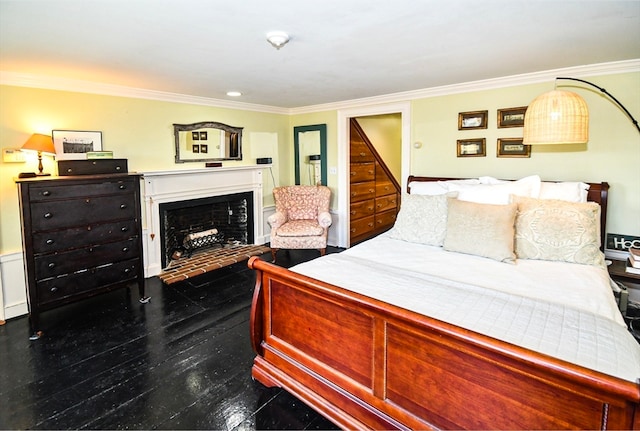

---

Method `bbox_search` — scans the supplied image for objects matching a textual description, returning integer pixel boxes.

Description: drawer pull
[123,268,131,273]
[122,247,129,253]
[377,203,382,208]
[120,204,127,209]
[42,190,51,196]
[369,189,375,193]
[48,262,55,269]
[350,171,356,176]
[350,210,356,215]
[46,239,54,245]
[368,222,374,227]
[121,226,128,232]
[116,166,122,171]
[350,228,356,233]
[44,212,52,219]
[119,184,126,190]
[368,170,374,175]
[359,152,366,157]
[50,287,58,293]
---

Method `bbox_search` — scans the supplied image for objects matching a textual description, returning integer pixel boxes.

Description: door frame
[337,102,411,248]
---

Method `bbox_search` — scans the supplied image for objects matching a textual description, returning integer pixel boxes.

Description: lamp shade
[21,133,56,154]
[523,90,589,145]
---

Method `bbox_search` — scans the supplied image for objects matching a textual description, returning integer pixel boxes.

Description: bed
[248,175,640,430]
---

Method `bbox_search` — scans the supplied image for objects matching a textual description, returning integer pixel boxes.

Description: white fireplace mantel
[140,166,266,277]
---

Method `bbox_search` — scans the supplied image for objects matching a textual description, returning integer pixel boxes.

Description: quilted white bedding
[291,233,640,383]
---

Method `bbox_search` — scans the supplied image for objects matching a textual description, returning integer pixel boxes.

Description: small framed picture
[200,144,208,153]
[52,130,103,160]
[458,110,488,130]
[199,131,208,140]
[192,131,200,140]
[497,138,530,158]
[497,107,527,128]
[192,144,200,153]
[456,138,486,157]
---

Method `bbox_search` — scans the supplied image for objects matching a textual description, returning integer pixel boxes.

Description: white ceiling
[1,0,639,109]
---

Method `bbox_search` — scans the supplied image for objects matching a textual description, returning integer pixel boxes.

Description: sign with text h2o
[606,233,640,251]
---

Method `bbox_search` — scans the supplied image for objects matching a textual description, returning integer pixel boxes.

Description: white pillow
[387,192,456,246]
[447,175,541,205]
[409,179,480,196]
[539,181,590,203]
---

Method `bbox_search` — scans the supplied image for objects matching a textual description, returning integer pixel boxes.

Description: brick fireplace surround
[141,166,268,281]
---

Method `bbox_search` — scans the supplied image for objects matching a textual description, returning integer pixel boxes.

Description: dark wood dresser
[16,172,147,339]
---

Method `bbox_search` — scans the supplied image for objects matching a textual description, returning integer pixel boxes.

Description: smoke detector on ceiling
[266,31,290,50]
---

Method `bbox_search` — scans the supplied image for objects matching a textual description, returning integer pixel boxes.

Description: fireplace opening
[159,192,254,269]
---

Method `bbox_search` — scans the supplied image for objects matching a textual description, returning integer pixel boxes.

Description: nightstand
[608,259,640,284]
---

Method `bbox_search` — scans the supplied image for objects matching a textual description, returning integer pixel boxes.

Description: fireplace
[159,192,253,269]
[141,166,268,278]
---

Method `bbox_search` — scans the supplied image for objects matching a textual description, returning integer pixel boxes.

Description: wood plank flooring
[0,248,342,430]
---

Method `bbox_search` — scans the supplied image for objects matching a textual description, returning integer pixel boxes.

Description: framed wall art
[458,110,488,130]
[456,138,486,157]
[497,138,530,158]
[52,130,102,160]
[497,106,527,128]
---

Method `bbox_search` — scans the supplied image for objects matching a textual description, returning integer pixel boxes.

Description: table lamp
[20,133,56,177]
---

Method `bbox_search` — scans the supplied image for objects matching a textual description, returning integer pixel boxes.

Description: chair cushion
[276,220,325,237]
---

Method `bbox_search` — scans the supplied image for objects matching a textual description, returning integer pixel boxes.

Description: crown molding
[0,71,289,115]
[2,59,638,115]
[290,59,640,114]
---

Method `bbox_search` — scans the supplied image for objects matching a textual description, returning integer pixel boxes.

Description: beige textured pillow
[512,196,604,266]
[387,193,454,246]
[443,198,517,263]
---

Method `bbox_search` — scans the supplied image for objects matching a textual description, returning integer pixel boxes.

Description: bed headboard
[406,175,609,251]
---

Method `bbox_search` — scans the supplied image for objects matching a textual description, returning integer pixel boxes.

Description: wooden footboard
[248,256,639,430]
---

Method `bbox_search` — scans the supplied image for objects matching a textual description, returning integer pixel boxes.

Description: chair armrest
[268,211,287,229]
[318,211,332,228]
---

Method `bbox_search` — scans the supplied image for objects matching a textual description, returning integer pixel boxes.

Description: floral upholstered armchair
[268,185,332,262]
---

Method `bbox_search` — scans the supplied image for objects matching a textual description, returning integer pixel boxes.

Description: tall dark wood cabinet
[16,173,147,339]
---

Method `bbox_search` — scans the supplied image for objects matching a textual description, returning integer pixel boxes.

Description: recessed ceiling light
[226,91,242,97]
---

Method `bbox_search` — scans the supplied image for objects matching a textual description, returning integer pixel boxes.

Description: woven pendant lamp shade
[523,90,589,145]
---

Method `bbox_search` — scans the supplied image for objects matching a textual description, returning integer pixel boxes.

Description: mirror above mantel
[174,121,243,163]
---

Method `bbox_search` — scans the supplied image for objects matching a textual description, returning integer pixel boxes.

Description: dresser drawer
[375,210,397,230]
[32,219,139,254]
[350,181,376,203]
[376,180,396,197]
[36,258,140,307]
[34,237,139,279]
[350,200,375,220]
[350,215,375,237]
[375,194,398,213]
[30,194,137,231]
[350,162,375,183]
[28,179,136,202]
[350,141,374,163]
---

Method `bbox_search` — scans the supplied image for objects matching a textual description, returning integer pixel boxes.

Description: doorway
[337,102,411,248]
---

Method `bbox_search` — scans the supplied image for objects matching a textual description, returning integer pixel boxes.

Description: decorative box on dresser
[16,161,147,340]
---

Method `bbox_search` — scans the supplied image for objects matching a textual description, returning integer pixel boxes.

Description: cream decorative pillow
[512,196,604,266]
[387,193,454,246]
[443,198,517,263]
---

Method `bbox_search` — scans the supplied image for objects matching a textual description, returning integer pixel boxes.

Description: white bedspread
[290,234,640,383]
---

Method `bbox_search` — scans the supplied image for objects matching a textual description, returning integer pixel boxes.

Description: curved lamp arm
[557,77,640,134]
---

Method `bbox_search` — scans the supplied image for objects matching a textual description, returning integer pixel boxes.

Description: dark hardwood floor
[0,248,343,430]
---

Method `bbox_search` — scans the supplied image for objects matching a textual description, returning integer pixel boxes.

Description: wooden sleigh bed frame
[248,176,640,430]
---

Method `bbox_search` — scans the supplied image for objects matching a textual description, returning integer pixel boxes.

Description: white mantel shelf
[140,165,267,278]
